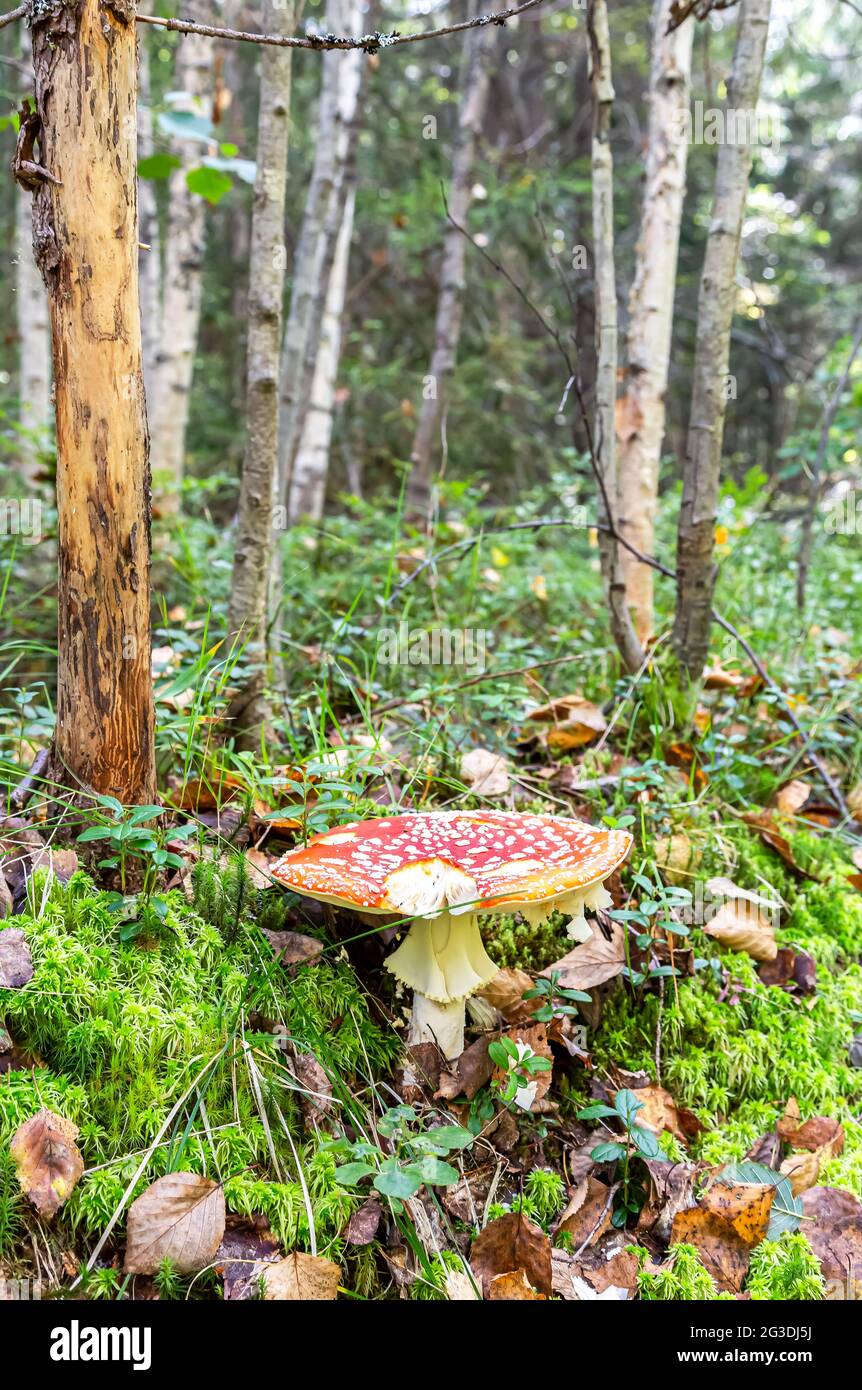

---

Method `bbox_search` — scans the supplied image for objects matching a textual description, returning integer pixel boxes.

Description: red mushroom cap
[271,810,631,914]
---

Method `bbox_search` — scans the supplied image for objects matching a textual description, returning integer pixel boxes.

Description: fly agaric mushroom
[272,811,631,1060]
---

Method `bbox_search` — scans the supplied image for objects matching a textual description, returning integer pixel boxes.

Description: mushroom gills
[518,881,614,940]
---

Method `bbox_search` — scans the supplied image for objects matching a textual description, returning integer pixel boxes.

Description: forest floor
[1,484,861,1301]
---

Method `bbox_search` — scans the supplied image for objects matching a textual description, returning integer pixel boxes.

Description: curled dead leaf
[11,1108,83,1218]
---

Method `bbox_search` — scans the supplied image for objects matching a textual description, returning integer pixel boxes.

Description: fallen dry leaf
[613,1084,703,1145]
[435,1034,493,1102]
[460,748,510,797]
[637,1160,698,1243]
[469,1213,552,1298]
[780,1113,844,1157]
[701,1180,776,1242]
[774,780,812,816]
[525,694,607,750]
[705,900,777,962]
[11,1109,83,1218]
[124,1173,226,1275]
[742,811,815,879]
[0,928,33,989]
[671,1181,775,1291]
[488,1267,546,1300]
[556,1176,613,1250]
[779,1150,822,1196]
[262,930,323,970]
[216,1222,281,1300]
[263,1251,341,1300]
[540,921,627,992]
[344,1198,382,1246]
[441,1162,498,1224]
[654,833,701,885]
[290,1052,332,1126]
[800,1187,862,1294]
[478,968,536,1021]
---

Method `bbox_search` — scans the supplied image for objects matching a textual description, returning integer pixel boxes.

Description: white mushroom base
[408,993,466,1060]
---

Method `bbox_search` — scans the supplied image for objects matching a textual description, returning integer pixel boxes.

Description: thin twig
[0,5,25,31]
[137,0,546,52]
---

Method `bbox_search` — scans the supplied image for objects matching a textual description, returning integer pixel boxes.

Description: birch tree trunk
[227,0,294,744]
[149,0,213,514]
[587,0,645,675]
[405,16,495,520]
[289,182,355,523]
[137,33,161,406]
[617,0,693,643]
[278,0,363,519]
[15,35,51,486]
[26,0,155,802]
[671,0,771,683]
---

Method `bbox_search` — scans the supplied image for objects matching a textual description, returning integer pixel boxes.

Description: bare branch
[136,0,547,53]
[0,5,26,31]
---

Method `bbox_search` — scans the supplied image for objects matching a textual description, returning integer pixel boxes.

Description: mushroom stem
[409,993,466,1060]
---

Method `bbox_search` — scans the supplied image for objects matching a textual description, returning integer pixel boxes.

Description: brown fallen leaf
[460,748,510,797]
[435,1034,493,1102]
[556,1176,613,1251]
[262,930,323,970]
[488,1267,546,1300]
[654,833,701,886]
[540,921,627,992]
[441,1162,498,1224]
[781,1114,844,1157]
[701,1180,775,1243]
[612,1084,703,1145]
[551,1249,631,1301]
[742,811,815,879]
[216,1221,281,1300]
[263,1251,341,1300]
[637,1160,698,1243]
[469,1213,552,1298]
[11,1108,83,1218]
[478,968,537,1022]
[124,1173,226,1275]
[0,928,33,989]
[705,900,777,962]
[774,779,812,816]
[289,1052,332,1126]
[759,946,817,996]
[800,1187,862,1294]
[779,1150,822,1196]
[344,1198,382,1246]
[575,1235,641,1294]
[491,1023,553,1111]
[846,784,862,820]
[703,666,745,690]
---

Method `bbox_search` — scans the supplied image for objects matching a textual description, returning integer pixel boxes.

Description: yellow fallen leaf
[705,900,777,962]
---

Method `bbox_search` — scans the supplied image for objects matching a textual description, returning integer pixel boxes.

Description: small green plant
[636,1243,730,1301]
[77,796,197,941]
[522,970,590,1022]
[488,1036,552,1106]
[746,1233,825,1300]
[577,1088,658,1226]
[524,1167,566,1225]
[329,1105,473,1208]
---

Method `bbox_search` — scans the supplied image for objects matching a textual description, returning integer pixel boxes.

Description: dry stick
[412,211,853,820]
[0,6,26,30]
[136,0,546,51]
[796,318,862,611]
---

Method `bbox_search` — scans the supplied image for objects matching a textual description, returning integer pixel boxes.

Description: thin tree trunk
[149,0,213,514]
[277,0,363,518]
[405,14,495,520]
[796,320,862,610]
[138,32,161,406]
[671,0,771,683]
[289,182,355,523]
[14,33,51,486]
[617,0,693,643]
[587,0,645,675]
[26,0,155,802]
[227,0,295,744]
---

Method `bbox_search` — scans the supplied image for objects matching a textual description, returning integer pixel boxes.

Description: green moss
[636,1243,731,1301]
[482,910,572,972]
[746,1233,825,1300]
[0,871,399,1256]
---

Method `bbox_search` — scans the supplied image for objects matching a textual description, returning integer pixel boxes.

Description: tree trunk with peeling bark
[405,16,495,520]
[278,0,364,520]
[137,33,161,406]
[27,0,155,802]
[587,0,645,675]
[227,0,294,744]
[15,35,51,485]
[617,0,693,643]
[289,183,356,524]
[149,0,213,514]
[671,0,771,683]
